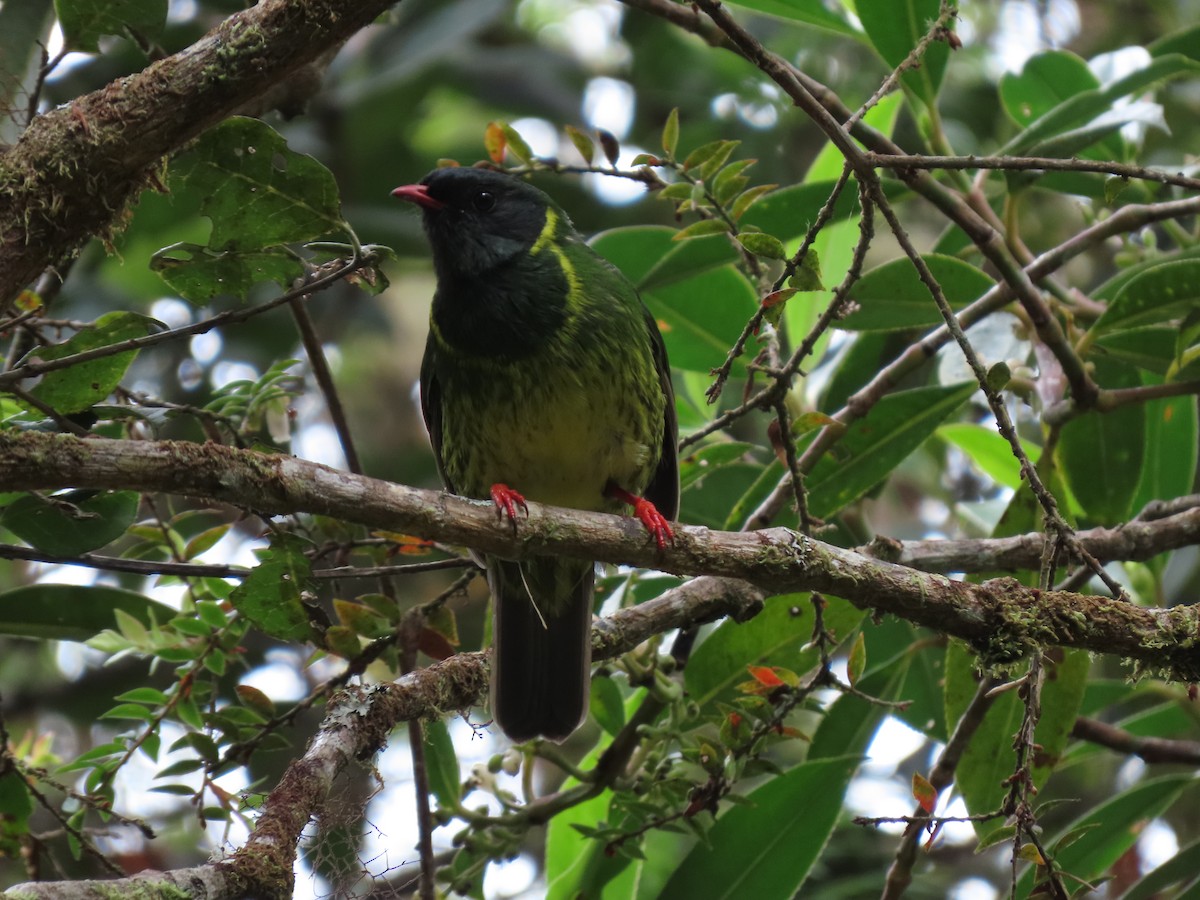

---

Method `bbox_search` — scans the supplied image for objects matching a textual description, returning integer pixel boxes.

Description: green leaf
[643,266,758,375]
[593,227,758,375]
[1092,326,1177,375]
[1119,835,1200,900]
[185,524,232,561]
[22,312,159,414]
[999,50,1099,128]
[724,0,859,34]
[839,255,995,331]
[846,632,866,686]
[1150,22,1200,62]
[1091,259,1200,335]
[1131,377,1197,514]
[659,756,861,900]
[100,703,156,722]
[150,243,304,305]
[937,423,1042,491]
[1091,248,1200,302]
[420,718,460,809]
[662,107,680,157]
[500,123,534,164]
[1016,775,1194,897]
[736,232,786,260]
[0,768,34,844]
[806,382,976,520]
[607,227,739,293]
[546,691,652,899]
[170,117,344,251]
[673,219,730,241]
[740,178,905,242]
[228,533,316,642]
[55,0,166,52]
[116,687,169,706]
[686,596,865,708]
[589,676,626,736]
[713,159,755,206]
[564,125,595,164]
[2,490,138,555]
[682,139,738,175]
[1056,359,1145,524]
[788,250,824,292]
[729,184,777,221]
[0,584,174,642]
[1001,54,1200,157]
[855,0,953,109]
[679,442,757,491]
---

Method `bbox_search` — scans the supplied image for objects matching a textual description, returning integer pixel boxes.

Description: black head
[392,168,564,280]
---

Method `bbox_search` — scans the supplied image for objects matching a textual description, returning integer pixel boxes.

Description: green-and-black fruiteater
[393,166,678,742]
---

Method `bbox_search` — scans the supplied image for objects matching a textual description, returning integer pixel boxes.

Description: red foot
[606,483,675,550]
[490,483,528,524]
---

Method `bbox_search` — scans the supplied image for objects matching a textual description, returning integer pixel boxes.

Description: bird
[393,166,678,742]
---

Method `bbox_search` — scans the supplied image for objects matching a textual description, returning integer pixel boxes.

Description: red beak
[391,184,445,210]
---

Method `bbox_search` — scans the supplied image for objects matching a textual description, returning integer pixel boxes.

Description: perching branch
[3,431,1199,680]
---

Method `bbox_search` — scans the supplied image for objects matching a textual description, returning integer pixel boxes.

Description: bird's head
[392,167,564,280]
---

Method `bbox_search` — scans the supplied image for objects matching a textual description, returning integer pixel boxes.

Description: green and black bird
[393,166,678,742]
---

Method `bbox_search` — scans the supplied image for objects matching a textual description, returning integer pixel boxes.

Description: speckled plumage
[398,167,677,741]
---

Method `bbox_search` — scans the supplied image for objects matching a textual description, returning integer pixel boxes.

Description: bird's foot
[605,482,675,550]
[490,483,528,526]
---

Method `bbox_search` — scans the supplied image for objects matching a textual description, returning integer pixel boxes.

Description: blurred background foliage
[3,0,1200,897]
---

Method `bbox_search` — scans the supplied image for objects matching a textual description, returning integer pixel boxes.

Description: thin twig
[288,295,363,474]
[0,253,382,388]
[879,675,1002,899]
[0,383,91,436]
[867,151,1200,194]
[0,541,473,581]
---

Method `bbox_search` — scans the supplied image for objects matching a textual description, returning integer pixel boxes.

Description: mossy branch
[2,431,1199,681]
[0,0,394,307]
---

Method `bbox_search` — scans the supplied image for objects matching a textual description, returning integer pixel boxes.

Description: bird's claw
[490,483,528,527]
[633,497,675,550]
[606,482,674,550]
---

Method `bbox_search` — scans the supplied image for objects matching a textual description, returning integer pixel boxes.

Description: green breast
[432,318,664,513]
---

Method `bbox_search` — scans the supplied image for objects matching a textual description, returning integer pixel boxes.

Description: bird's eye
[472,191,496,212]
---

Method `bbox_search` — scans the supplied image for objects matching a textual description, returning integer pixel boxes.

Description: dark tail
[489,557,592,742]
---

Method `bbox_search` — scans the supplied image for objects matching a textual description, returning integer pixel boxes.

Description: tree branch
[2,431,1198,679]
[0,0,396,306]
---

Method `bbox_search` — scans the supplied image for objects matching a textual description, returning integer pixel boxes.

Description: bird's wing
[642,304,680,521]
[419,334,456,495]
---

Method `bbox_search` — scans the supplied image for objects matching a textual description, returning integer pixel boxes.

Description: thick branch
[2,432,1199,679]
[0,0,395,305]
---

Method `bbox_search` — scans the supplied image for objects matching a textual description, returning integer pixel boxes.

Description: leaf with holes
[229,533,317,642]
[56,0,166,52]
[22,312,159,414]
[169,117,344,251]
[150,243,304,305]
